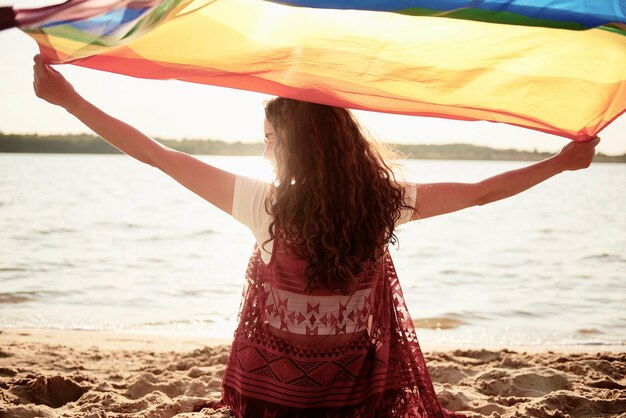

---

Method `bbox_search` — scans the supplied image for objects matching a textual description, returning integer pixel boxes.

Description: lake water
[0,154,624,348]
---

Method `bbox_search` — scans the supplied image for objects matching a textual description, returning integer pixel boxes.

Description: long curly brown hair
[264,98,411,294]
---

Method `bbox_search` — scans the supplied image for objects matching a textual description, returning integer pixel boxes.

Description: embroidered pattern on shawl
[219,236,466,417]
[261,284,374,335]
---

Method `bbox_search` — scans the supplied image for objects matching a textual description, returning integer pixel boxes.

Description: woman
[32,54,598,417]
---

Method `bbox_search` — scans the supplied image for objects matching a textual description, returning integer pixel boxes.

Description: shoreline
[1,327,623,354]
[0,328,230,353]
[1,328,625,417]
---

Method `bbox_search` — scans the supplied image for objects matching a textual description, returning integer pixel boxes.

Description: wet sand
[1,328,624,417]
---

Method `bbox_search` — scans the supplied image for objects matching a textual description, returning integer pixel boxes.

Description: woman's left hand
[32,54,80,110]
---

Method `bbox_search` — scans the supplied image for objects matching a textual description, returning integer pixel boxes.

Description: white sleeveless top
[232,175,417,264]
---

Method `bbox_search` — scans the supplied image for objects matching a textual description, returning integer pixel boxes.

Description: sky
[1,0,625,156]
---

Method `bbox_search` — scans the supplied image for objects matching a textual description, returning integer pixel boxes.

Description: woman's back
[221,230,462,418]
[215,98,464,417]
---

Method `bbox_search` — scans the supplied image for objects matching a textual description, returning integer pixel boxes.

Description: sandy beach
[1,329,625,417]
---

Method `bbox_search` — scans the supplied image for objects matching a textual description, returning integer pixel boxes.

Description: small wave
[139,229,218,241]
[35,227,76,235]
[0,267,29,272]
[581,253,625,263]
[0,290,67,304]
[140,235,177,241]
[413,316,465,330]
[177,289,209,297]
[11,235,35,241]
[134,318,220,327]
[191,229,218,237]
[451,311,490,321]
[535,227,577,236]
[576,328,604,335]
[573,340,624,346]
[42,261,77,268]
[507,310,541,318]
[145,257,166,263]
[0,293,33,304]
[95,221,151,229]
[0,290,62,304]
[439,269,482,277]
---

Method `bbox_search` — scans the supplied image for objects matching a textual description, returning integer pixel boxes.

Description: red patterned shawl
[219,233,466,417]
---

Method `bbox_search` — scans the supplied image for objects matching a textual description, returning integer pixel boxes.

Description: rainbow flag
[1,0,625,140]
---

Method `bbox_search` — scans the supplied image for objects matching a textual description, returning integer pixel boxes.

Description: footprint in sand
[582,357,626,381]
[527,392,626,418]
[476,369,571,397]
[452,349,502,366]
[0,367,17,377]
[12,375,90,408]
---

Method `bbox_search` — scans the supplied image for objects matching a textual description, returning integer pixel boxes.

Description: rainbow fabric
[2,0,625,140]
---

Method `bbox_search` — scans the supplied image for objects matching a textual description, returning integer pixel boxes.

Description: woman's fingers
[33,56,48,87]
[586,136,601,146]
[32,53,73,106]
[46,65,62,76]
[556,136,600,171]
[33,54,55,82]
[577,138,598,169]
[33,54,45,75]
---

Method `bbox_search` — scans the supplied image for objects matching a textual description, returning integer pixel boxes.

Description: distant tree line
[1,132,624,163]
[0,133,263,156]
[395,143,552,162]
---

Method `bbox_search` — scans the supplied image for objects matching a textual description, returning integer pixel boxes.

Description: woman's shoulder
[236,174,272,191]
[232,174,272,232]
[395,181,418,226]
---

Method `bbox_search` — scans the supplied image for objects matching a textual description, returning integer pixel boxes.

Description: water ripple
[0,290,65,304]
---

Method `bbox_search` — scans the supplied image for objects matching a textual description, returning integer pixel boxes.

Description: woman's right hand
[555,136,600,172]
[32,54,80,110]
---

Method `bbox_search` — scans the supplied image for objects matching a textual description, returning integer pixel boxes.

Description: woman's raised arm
[412,137,600,220]
[32,54,235,214]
